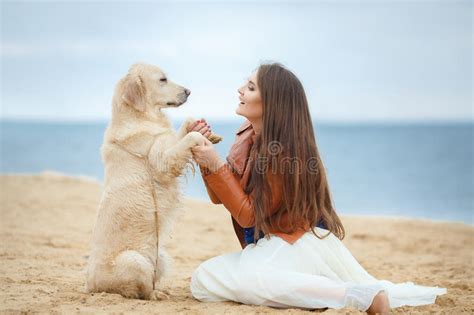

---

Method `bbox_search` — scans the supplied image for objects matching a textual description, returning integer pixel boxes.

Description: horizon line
[1,117,473,126]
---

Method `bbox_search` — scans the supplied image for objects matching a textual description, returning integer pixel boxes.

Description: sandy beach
[0,173,472,314]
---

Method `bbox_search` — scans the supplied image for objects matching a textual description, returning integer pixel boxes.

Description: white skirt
[190,227,447,311]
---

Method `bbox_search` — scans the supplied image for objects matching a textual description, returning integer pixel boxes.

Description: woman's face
[236,71,263,120]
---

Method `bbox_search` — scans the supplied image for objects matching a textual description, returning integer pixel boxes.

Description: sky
[1,0,472,122]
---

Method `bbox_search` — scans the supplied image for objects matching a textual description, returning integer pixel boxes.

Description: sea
[1,119,472,225]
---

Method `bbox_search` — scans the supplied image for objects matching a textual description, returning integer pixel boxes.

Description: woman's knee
[190,257,221,298]
[190,265,207,300]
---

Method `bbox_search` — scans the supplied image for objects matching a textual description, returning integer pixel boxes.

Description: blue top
[244,220,327,245]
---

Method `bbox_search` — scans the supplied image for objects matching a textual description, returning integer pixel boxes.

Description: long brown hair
[244,62,345,240]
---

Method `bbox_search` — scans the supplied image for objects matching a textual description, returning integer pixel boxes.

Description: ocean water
[1,119,472,224]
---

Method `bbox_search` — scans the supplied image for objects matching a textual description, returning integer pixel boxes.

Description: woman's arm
[204,163,282,228]
[199,165,222,204]
[201,164,250,248]
[231,217,247,249]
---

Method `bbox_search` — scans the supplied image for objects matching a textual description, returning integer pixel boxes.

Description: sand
[0,173,472,314]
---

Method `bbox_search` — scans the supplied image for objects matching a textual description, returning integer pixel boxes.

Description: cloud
[1,28,270,64]
[1,39,180,58]
[1,1,471,122]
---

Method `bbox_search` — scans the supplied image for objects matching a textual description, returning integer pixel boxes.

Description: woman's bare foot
[366,291,390,314]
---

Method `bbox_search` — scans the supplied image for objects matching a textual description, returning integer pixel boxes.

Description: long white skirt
[190,227,447,311]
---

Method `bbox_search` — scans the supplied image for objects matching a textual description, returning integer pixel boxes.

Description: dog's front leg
[176,117,197,140]
[149,131,206,179]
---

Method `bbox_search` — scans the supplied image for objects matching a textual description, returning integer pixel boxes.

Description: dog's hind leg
[112,250,168,300]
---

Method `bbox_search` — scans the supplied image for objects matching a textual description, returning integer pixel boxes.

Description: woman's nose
[237,87,243,95]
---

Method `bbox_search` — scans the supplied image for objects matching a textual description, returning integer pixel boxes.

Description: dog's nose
[184,88,191,96]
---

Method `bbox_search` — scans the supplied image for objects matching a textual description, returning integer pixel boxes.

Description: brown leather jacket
[199,120,310,248]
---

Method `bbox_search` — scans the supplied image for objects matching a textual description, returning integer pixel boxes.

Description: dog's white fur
[85,63,206,300]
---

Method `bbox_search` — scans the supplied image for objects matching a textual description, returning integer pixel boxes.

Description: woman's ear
[122,74,146,112]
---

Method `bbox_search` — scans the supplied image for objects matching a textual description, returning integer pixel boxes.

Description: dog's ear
[122,74,146,112]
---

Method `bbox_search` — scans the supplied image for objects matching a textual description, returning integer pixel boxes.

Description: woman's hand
[187,118,212,139]
[191,138,226,173]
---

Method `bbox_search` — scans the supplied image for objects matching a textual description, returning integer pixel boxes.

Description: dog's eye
[160,78,167,82]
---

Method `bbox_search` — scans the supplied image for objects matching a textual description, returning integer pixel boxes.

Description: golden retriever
[85,63,207,300]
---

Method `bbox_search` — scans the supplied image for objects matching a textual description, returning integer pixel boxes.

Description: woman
[188,63,446,313]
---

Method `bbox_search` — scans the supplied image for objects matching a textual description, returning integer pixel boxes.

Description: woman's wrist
[207,160,226,173]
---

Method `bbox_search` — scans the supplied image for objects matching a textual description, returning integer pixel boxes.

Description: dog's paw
[187,131,207,146]
[184,117,197,132]
[148,289,170,301]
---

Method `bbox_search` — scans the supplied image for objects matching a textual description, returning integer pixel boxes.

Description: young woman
[188,63,446,314]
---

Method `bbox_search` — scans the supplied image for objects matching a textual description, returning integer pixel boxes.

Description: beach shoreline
[0,173,472,314]
[3,170,471,226]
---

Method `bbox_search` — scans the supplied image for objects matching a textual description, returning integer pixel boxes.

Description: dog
[85,63,207,300]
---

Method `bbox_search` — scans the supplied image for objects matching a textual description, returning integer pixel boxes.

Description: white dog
[85,63,207,300]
